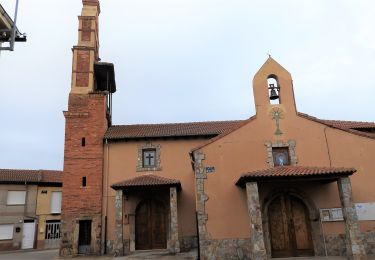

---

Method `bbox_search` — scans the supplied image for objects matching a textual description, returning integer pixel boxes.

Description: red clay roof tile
[236,166,356,186]
[104,120,244,140]
[0,169,62,184]
[111,174,181,190]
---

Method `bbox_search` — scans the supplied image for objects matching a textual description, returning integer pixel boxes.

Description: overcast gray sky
[0,0,374,170]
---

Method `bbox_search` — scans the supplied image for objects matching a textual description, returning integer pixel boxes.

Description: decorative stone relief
[168,187,180,253]
[114,190,124,256]
[193,150,210,246]
[337,177,367,259]
[265,139,298,167]
[269,107,284,136]
[245,182,267,259]
[136,142,161,172]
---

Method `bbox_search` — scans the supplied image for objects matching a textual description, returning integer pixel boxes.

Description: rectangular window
[142,149,156,167]
[272,147,290,166]
[51,191,62,214]
[0,224,14,240]
[82,176,87,187]
[7,191,26,205]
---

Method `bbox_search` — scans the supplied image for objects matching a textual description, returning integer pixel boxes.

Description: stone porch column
[168,187,180,253]
[337,177,366,260]
[114,190,124,256]
[246,182,267,259]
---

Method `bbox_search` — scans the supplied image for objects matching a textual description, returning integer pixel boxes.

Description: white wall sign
[355,203,375,221]
[320,203,375,222]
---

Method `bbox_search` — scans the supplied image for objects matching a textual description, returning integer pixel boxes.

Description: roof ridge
[0,168,62,172]
[110,119,246,128]
[298,112,375,124]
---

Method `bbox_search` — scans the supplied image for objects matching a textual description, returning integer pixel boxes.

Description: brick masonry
[61,92,108,256]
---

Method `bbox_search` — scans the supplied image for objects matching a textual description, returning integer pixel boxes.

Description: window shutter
[0,224,14,240]
[7,191,26,205]
[51,191,62,214]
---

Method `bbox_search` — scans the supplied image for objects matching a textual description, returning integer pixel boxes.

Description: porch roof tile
[111,174,181,191]
[236,166,356,187]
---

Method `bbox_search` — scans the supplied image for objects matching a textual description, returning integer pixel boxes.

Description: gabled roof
[236,166,356,187]
[105,120,244,140]
[111,174,181,191]
[0,169,62,185]
[298,112,375,130]
[105,111,374,145]
[298,113,375,140]
[190,112,374,153]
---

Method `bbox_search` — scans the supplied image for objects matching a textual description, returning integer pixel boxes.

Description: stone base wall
[0,241,20,251]
[179,236,198,252]
[201,238,251,260]
[60,215,102,256]
[324,231,375,256]
[105,239,114,255]
[105,236,197,256]
[325,234,346,256]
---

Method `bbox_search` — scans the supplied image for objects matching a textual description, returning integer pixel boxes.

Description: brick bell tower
[60,0,116,256]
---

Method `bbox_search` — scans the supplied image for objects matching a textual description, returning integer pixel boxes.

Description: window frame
[50,191,62,214]
[7,190,26,205]
[265,140,298,167]
[272,147,291,166]
[142,148,157,168]
[137,143,162,172]
[0,224,14,240]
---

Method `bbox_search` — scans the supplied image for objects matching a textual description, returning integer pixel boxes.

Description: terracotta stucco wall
[103,138,207,241]
[200,112,375,239]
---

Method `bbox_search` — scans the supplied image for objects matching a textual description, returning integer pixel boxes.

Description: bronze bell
[269,88,279,100]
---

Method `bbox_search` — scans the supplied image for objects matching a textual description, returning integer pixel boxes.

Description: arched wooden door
[268,193,314,258]
[135,199,167,250]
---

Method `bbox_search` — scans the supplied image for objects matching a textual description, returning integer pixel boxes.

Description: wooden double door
[135,199,167,250]
[268,193,314,258]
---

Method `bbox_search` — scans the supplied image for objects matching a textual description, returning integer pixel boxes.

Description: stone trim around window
[264,139,298,167]
[136,142,162,172]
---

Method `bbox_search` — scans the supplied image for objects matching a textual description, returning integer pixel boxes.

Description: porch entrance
[135,199,167,250]
[268,193,313,258]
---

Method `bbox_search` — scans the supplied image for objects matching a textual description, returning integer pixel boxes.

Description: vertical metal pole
[10,0,20,51]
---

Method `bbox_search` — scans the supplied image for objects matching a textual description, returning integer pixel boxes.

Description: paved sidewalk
[1,249,374,260]
[117,249,196,259]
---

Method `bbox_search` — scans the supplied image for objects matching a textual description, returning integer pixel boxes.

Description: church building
[60,1,375,259]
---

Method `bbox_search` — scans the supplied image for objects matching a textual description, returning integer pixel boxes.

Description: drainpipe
[101,138,110,254]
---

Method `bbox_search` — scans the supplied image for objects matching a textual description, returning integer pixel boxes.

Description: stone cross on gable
[270,108,284,136]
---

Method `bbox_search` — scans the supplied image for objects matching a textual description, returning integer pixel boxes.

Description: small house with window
[0,169,62,251]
